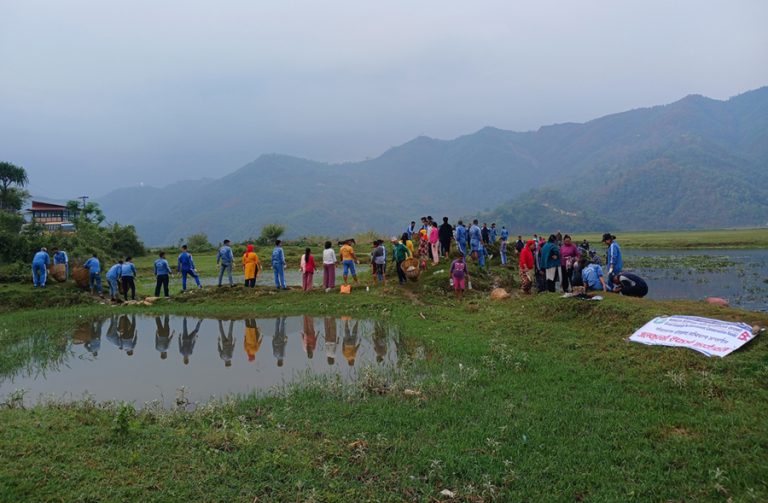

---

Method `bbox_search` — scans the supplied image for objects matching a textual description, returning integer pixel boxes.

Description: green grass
[1,273,767,501]
[581,228,768,249]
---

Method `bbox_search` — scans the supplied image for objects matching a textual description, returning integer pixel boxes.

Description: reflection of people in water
[106,316,120,349]
[342,318,360,367]
[117,314,138,356]
[302,315,317,359]
[179,318,203,365]
[243,319,262,363]
[155,315,175,360]
[217,319,236,367]
[272,316,287,367]
[323,317,338,365]
[74,319,103,357]
[373,321,388,364]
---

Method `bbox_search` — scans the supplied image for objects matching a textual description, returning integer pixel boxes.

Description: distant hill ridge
[97,86,768,245]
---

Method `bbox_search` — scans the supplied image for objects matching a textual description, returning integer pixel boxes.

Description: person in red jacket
[300,247,316,292]
[519,240,536,294]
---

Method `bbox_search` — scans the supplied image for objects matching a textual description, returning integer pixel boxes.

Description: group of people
[75,315,388,368]
[30,217,647,300]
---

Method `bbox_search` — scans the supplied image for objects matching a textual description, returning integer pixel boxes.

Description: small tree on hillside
[258,224,285,245]
[66,200,105,226]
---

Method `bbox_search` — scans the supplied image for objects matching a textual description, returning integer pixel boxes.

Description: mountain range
[97,86,768,246]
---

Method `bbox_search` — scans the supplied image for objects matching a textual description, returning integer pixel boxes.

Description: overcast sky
[1,0,766,199]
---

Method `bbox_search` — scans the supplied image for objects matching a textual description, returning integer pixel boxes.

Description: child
[450,255,469,301]
[300,247,315,292]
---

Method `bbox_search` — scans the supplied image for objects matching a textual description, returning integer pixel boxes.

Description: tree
[257,224,285,245]
[0,161,29,212]
[186,233,213,251]
[67,200,105,225]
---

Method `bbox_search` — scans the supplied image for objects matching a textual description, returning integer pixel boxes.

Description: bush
[185,233,214,252]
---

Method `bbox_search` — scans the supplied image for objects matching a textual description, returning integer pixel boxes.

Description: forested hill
[98,87,768,245]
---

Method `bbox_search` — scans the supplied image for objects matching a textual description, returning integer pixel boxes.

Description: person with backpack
[450,254,469,301]
[300,247,316,292]
[392,236,411,285]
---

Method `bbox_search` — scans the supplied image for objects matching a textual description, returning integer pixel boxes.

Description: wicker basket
[400,257,421,281]
[71,266,90,290]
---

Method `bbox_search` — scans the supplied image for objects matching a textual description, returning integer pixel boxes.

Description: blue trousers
[273,265,286,288]
[500,241,507,265]
[108,277,119,297]
[218,263,233,286]
[89,272,102,293]
[457,241,467,256]
[32,263,47,287]
[181,270,201,290]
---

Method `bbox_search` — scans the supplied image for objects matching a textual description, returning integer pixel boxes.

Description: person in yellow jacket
[244,319,262,362]
[242,244,261,288]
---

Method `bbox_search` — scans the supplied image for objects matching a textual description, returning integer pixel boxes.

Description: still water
[0,315,399,407]
[624,249,767,311]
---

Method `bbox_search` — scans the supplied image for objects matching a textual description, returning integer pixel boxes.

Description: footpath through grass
[1,273,767,502]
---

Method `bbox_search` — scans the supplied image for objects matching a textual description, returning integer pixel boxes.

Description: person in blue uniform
[52,248,69,279]
[216,239,234,287]
[455,221,468,257]
[489,223,498,243]
[499,226,510,265]
[271,240,287,289]
[106,260,123,301]
[602,233,623,284]
[154,251,172,297]
[83,253,102,295]
[177,245,202,290]
[469,220,482,259]
[121,257,137,300]
[31,248,50,288]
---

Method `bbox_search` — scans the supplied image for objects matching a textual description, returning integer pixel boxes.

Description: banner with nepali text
[629,315,756,357]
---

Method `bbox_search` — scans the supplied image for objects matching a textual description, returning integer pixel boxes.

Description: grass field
[581,228,768,249]
[1,253,767,502]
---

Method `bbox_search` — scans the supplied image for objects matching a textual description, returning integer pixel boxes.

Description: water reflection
[0,315,401,407]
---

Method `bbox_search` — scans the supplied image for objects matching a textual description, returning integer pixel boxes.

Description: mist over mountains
[97,87,768,246]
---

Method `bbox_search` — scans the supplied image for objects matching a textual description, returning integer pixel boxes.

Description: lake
[623,248,767,311]
[0,315,400,408]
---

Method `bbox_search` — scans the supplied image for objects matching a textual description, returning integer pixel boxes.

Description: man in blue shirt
[489,223,498,243]
[52,247,69,279]
[216,239,234,287]
[469,220,482,259]
[83,253,103,295]
[405,221,415,242]
[177,245,202,291]
[455,221,468,257]
[579,257,608,292]
[602,233,623,284]
[121,257,137,300]
[31,248,50,288]
[154,251,172,297]
[271,240,287,289]
[499,226,510,265]
[106,260,123,301]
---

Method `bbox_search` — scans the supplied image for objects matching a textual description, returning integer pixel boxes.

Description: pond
[623,249,767,311]
[0,315,400,408]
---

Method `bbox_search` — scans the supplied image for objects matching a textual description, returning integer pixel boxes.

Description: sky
[1,0,767,199]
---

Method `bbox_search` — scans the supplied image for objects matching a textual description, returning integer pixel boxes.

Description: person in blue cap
[271,240,287,289]
[52,247,69,279]
[154,251,172,297]
[83,253,103,295]
[216,239,234,287]
[31,247,50,288]
[106,259,123,301]
[177,245,202,291]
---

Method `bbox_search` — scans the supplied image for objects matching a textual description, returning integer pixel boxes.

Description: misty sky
[1,0,766,200]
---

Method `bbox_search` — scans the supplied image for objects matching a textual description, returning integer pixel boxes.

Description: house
[26,201,79,232]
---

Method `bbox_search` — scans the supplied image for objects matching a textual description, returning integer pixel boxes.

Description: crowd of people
[29,215,648,300]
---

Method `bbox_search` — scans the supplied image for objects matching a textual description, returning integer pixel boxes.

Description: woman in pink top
[559,234,581,293]
[300,248,316,292]
[429,225,440,265]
